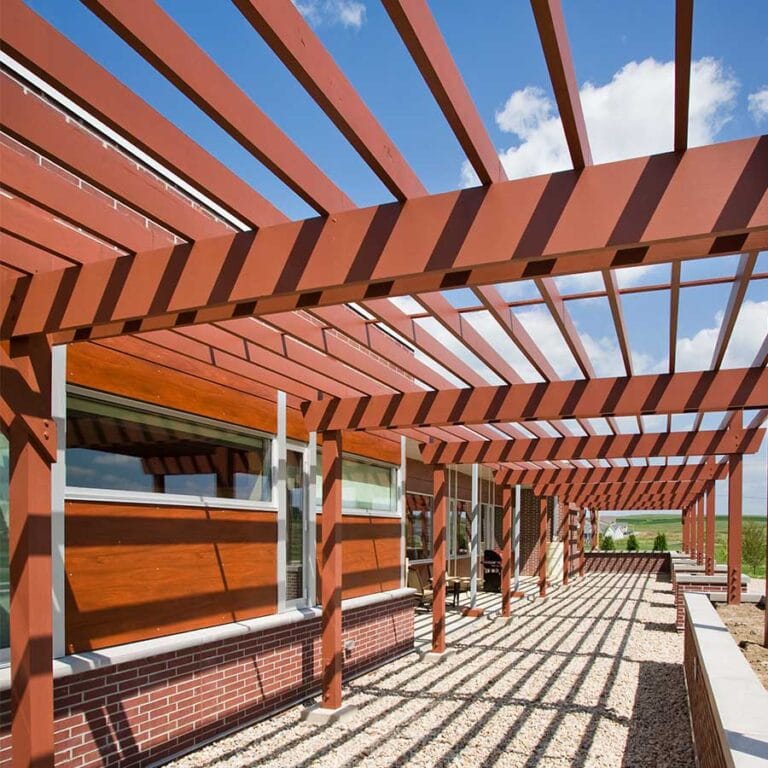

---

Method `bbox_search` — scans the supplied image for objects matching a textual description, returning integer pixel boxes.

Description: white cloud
[462,57,738,185]
[294,0,366,29]
[748,86,768,123]
[677,300,768,371]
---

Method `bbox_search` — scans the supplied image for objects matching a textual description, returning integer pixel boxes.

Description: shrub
[601,533,615,551]
[652,532,667,552]
[626,533,639,552]
[742,520,766,574]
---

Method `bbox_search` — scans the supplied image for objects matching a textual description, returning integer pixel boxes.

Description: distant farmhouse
[603,521,633,541]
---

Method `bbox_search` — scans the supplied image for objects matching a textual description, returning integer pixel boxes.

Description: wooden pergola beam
[301,367,767,432]
[497,461,724,487]
[3,135,767,343]
[419,427,765,465]
[0,0,285,228]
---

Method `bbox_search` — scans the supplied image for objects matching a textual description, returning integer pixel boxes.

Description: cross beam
[563,481,706,506]
[419,427,765,465]
[301,368,767,433]
[496,461,725,487]
[538,479,699,498]
[2,136,767,342]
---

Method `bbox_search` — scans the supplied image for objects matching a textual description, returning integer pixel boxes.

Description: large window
[0,433,8,650]
[66,392,273,504]
[315,452,397,514]
[406,494,431,561]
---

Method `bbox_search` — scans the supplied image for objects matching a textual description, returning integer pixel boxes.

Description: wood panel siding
[68,342,278,434]
[316,515,402,601]
[65,501,277,652]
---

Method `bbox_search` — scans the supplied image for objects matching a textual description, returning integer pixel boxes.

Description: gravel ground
[168,572,693,768]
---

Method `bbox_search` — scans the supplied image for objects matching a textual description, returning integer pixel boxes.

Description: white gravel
[168,572,693,768]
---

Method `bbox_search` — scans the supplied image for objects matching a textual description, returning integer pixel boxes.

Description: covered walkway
[168,571,693,768]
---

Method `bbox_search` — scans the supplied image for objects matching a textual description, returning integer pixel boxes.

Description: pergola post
[469,463,479,608]
[705,482,716,576]
[432,465,447,653]
[538,496,548,597]
[692,501,699,563]
[501,485,512,617]
[8,335,55,768]
[578,507,586,577]
[320,429,344,711]
[727,451,743,605]
[590,509,598,550]
[682,506,689,554]
[559,498,569,586]
[696,494,705,566]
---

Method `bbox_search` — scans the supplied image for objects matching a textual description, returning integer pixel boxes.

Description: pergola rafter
[419,428,766,465]
[2,0,766,761]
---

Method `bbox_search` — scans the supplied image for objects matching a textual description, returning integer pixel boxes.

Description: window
[66,392,273,504]
[315,451,397,514]
[406,493,431,561]
[0,433,8,650]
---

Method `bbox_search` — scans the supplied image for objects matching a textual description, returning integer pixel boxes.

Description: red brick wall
[684,615,728,768]
[0,595,415,768]
[585,552,670,575]
[519,490,553,577]
[673,581,745,631]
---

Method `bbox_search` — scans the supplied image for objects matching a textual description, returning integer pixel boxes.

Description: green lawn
[597,514,767,578]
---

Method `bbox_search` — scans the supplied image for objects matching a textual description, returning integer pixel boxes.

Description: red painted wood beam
[560,501,569,585]
[697,494,705,566]
[382,0,506,185]
[432,465,447,653]
[0,143,173,253]
[530,0,592,168]
[0,0,284,228]
[546,479,698,500]
[728,428,743,605]
[534,474,702,496]
[538,497,548,597]
[6,336,55,768]
[0,196,121,266]
[674,0,694,153]
[578,507,586,576]
[563,485,702,507]
[4,135,766,343]
[705,482,716,575]
[81,0,352,215]
[320,430,343,709]
[501,485,512,617]
[233,0,426,201]
[498,462,718,488]
[0,74,230,242]
[419,427,765,465]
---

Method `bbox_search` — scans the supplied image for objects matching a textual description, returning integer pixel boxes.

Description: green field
[598,514,767,577]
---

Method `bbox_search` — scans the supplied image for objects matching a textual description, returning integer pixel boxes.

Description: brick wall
[519,491,553,577]
[673,580,744,631]
[585,552,670,575]
[0,595,415,768]
[684,614,728,768]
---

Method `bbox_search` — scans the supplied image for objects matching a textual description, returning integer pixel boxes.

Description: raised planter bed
[683,593,768,768]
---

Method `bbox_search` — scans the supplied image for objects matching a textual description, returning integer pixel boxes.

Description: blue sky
[21,0,768,513]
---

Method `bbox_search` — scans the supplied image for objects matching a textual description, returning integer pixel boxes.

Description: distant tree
[742,520,766,574]
[602,533,615,551]
[652,532,668,552]
[626,533,639,552]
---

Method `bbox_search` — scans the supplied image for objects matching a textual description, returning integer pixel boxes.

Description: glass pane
[342,458,395,512]
[0,433,8,649]
[315,451,396,513]
[285,449,305,602]
[66,394,272,502]
[406,494,431,561]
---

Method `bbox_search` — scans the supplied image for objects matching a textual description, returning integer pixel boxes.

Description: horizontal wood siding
[68,342,278,433]
[65,501,277,653]
[316,515,402,601]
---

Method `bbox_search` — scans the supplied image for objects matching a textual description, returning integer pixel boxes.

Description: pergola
[0,0,766,766]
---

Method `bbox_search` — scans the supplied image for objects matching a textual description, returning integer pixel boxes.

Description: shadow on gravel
[622,661,694,768]
[643,621,678,633]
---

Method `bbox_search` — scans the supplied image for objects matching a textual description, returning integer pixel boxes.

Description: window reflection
[66,393,272,502]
